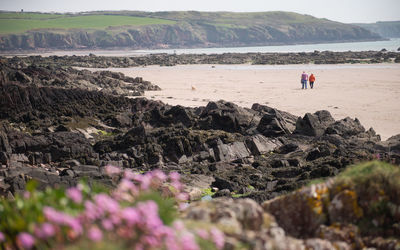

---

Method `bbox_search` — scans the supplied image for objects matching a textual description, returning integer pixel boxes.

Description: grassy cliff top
[0,10,345,35]
[0,12,175,34]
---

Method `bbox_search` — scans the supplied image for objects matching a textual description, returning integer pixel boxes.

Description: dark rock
[72,165,99,172]
[10,154,29,163]
[60,169,75,177]
[325,117,365,138]
[0,129,12,154]
[213,140,250,162]
[5,175,27,193]
[306,145,331,161]
[213,189,231,197]
[245,134,281,155]
[54,125,70,132]
[257,108,295,137]
[212,177,236,191]
[294,110,335,136]
[275,143,299,154]
[63,159,80,167]
[310,165,338,178]
[199,101,257,133]
[108,113,132,128]
[164,105,194,127]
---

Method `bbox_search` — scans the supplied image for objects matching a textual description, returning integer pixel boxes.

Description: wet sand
[104,64,400,140]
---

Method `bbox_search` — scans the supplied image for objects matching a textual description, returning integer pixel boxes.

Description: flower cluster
[0,167,224,250]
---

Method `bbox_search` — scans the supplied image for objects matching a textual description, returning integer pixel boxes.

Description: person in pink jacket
[301,71,308,89]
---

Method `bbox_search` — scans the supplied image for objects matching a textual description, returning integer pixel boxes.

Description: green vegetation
[332,161,400,235]
[0,13,175,34]
[201,188,216,197]
[97,130,114,137]
[0,11,379,50]
[0,170,224,249]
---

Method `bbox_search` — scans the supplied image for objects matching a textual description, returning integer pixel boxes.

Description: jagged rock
[325,117,365,138]
[9,154,29,163]
[262,182,330,238]
[26,168,60,189]
[63,159,81,167]
[212,177,236,192]
[245,134,281,155]
[275,143,299,154]
[306,145,331,161]
[0,129,11,154]
[316,224,363,248]
[213,140,250,162]
[328,190,364,224]
[199,101,257,133]
[294,110,335,137]
[4,175,27,193]
[257,108,295,137]
[164,105,194,127]
[108,113,132,128]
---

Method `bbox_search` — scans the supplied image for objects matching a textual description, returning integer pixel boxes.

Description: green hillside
[0,11,381,51]
[0,13,175,34]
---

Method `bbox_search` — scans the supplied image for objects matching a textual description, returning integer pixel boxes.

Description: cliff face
[0,11,381,51]
[355,21,400,38]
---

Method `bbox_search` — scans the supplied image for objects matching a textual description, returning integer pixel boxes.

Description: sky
[1,0,399,23]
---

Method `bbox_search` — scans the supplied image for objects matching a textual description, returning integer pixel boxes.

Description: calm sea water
[6,38,400,57]
[136,38,400,55]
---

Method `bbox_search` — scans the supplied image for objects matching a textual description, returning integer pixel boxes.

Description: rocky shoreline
[1,56,399,249]
[2,50,400,68]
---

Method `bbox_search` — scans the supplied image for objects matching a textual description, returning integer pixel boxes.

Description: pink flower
[43,207,65,224]
[17,232,35,249]
[196,229,209,240]
[105,165,121,176]
[64,217,83,235]
[23,191,30,199]
[84,200,102,220]
[35,223,55,239]
[171,180,183,191]
[135,243,144,250]
[94,194,120,214]
[152,169,167,182]
[101,219,114,231]
[143,236,158,247]
[211,228,225,250]
[137,201,162,228]
[88,226,103,242]
[140,174,152,190]
[122,207,139,226]
[169,172,180,182]
[180,232,199,250]
[124,169,137,180]
[176,192,189,201]
[43,207,82,234]
[0,232,5,242]
[118,178,138,196]
[66,187,82,204]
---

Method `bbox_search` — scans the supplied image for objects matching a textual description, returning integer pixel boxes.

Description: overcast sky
[1,0,399,23]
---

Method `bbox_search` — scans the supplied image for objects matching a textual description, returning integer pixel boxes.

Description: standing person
[309,73,315,89]
[301,71,308,89]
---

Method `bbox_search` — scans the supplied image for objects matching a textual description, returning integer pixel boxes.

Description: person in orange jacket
[309,73,316,89]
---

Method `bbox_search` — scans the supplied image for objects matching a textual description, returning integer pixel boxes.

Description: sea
[6,38,400,57]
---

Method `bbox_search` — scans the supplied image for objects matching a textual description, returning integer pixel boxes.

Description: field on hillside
[0,13,175,34]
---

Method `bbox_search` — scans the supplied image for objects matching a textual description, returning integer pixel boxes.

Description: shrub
[333,161,400,236]
[0,167,224,249]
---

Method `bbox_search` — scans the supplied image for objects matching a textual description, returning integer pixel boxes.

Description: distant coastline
[0,11,381,51]
[1,38,398,57]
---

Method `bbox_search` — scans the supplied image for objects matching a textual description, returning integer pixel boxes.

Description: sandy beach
[104,64,400,140]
